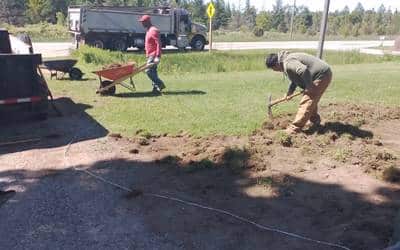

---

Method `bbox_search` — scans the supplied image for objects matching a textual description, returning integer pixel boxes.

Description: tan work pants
[291,70,332,129]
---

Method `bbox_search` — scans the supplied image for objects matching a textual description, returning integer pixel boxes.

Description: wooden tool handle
[269,91,303,107]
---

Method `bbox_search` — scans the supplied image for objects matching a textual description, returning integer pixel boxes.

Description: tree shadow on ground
[305,122,373,139]
[0,148,398,250]
[114,90,206,98]
[0,97,108,154]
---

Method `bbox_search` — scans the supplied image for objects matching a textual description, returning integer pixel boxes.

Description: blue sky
[216,0,400,12]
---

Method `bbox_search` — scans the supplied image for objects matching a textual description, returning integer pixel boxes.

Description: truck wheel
[100,80,116,96]
[191,36,206,51]
[89,39,105,49]
[112,39,128,52]
[69,67,83,80]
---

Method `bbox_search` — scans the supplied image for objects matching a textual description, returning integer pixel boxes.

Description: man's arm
[287,82,297,96]
[152,29,162,59]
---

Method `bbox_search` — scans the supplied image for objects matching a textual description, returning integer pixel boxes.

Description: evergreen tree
[213,0,230,29]
[187,0,206,25]
[271,0,285,31]
[256,11,271,31]
[0,0,26,25]
[295,6,313,34]
[27,0,53,23]
[350,2,364,25]
[243,0,256,29]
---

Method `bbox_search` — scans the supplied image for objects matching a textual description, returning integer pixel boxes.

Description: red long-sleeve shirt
[145,26,162,58]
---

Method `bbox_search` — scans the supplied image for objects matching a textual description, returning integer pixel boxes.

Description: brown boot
[285,124,302,134]
[309,114,321,126]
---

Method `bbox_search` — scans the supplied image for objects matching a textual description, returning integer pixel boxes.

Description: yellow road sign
[207,2,215,18]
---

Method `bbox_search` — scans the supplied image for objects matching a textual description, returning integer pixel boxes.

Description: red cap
[139,15,151,22]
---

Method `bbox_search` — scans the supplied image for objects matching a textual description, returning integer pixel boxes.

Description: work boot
[285,124,302,134]
[309,114,321,126]
[157,82,166,91]
[152,86,162,95]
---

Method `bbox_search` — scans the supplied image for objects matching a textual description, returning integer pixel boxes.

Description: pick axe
[267,91,303,119]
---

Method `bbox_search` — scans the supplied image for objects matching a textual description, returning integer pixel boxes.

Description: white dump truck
[68,6,208,51]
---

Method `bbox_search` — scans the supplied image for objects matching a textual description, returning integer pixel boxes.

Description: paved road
[33,40,395,58]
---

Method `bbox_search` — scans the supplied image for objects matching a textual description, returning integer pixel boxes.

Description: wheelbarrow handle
[137,63,156,72]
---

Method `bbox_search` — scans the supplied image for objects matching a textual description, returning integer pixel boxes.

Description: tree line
[1,0,399,37]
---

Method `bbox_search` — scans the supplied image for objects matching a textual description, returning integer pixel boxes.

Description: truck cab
[174,8,208,51]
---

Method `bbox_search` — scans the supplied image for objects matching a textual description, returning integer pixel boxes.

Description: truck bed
[69,6,174,35]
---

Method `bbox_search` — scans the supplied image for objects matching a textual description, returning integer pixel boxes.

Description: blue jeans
[146,57,165,88]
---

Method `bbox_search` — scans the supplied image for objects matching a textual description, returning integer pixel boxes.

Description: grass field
[74,46,400,73]
[213,30,394,42]
[4,23,72,42]
[48,48,400,137]
[3,23,394,43]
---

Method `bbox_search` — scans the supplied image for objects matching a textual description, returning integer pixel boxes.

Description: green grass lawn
[213,30,393,42]
[49,49,400,137]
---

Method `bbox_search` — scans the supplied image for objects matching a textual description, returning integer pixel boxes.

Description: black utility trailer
[0,29,58,120]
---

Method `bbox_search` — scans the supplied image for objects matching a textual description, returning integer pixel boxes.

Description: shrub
[253,26,264,37]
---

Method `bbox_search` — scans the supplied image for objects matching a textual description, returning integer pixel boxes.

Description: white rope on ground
[64,128,351,250]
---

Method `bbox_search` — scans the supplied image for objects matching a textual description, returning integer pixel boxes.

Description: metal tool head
[267,94,273,119]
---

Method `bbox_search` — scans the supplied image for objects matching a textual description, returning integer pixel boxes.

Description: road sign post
[207,2,215,53]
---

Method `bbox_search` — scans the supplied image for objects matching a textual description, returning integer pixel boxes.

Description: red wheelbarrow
[93,62,153,96]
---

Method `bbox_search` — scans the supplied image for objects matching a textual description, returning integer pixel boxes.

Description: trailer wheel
[112,39,128,52]
[100,80,116,96]
[69,67,83,80]
[191,36,206,51]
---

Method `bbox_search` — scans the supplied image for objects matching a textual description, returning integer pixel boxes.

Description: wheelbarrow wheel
[100,80,116,96]
[69,67,83,80]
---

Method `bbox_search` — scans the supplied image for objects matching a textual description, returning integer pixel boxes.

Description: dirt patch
[114,103,400,184]
[2,102,400,250]
[103,103,400,249]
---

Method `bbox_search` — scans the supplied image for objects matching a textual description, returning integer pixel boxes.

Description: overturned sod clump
[376,151,397,161]
[185,158,216,173]
[108,133,122,139]
[137,137,150,146]
[382,166,400,182]
[257,175,295,196]
[274,131,293,147]
[157,155,182,165]
[221,147,251,172]
[332,148,353,163]
[129,148,139,154]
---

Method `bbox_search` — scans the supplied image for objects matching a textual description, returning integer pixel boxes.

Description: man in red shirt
[139,15,166,94]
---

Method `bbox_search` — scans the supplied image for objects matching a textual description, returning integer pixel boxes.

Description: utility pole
[317,0,330,59]
[237,0,241,29]
[289,0,296,40]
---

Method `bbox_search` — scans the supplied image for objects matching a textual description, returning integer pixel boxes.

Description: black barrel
[0,54,45,100]
[0,29,11,53]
